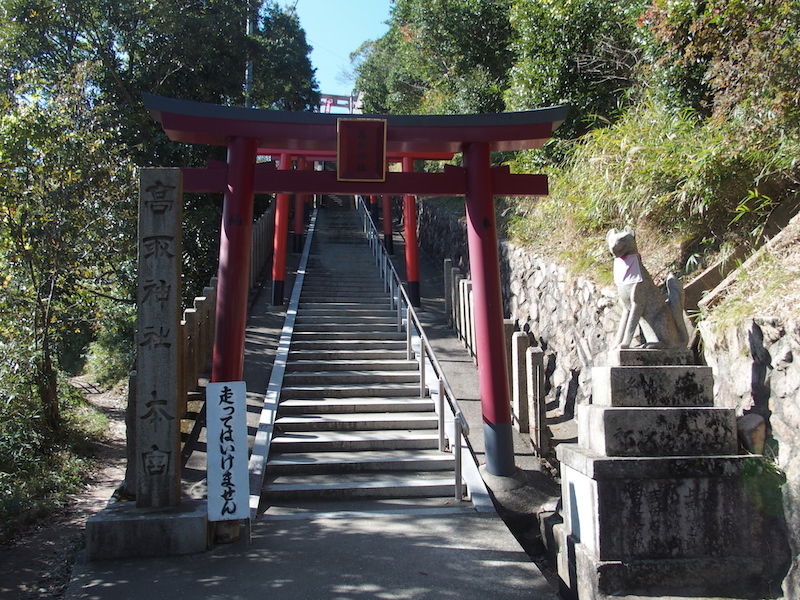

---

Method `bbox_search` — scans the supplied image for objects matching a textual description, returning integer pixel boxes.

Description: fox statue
[607,226,690,349]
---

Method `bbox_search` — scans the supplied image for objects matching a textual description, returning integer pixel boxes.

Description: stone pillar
[443,258,453,326]
[526,346,547,455]
[451,267,462,331]
[136,168,183,508]
[504,319,515,403]
[511,331,530,433]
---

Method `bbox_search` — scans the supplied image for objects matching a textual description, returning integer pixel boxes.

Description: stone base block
[592,365,714,407]
[607,348,694,367]
[572,536,769,600]
[557,444,764,562]
[577,404,738,456]
[85,499,209,561]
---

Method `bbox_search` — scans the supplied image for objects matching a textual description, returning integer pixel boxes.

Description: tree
[0,68,136,438]
[642,0,800,129]
[504,0,647,140]
[252,3,320,111]
[0,0,320,436]
[353,0,514,115]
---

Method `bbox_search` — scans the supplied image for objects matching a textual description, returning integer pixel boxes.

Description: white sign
[206,381,250,521]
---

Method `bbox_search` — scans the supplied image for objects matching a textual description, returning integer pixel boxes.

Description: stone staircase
[259,207,463,516]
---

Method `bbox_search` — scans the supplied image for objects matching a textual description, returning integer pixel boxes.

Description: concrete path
[65,203,560,600]
[67,511,556,599]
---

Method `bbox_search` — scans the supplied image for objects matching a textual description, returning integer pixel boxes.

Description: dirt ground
[0,379,128,600]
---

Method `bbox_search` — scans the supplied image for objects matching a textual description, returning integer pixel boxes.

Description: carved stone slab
[136,168,183,508]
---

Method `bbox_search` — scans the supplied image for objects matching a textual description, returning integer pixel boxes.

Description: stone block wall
[418,198,617,417]
[699,318,799,597]
[417,198,797,595]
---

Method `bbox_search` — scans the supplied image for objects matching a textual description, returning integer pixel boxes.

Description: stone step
[578,405,738,457]
[282,370,419,385]
[270,429,440,453]
[260,496,472,519]
[301,283,386,293]
[266,449,454,475]
[288,348,408,361]
[289,340,407,352]
[275,412,438,431]
[291,331,406,342]
[301,289,388,299]
[278,397,434,414]
[262,472,455,501]
[293,323,400,333]
[297,305,397,320]
[286,359,418,372]
[299,301,392,310]
[295,313,398,323]
[280,382,421,399]
[592,365,714,407]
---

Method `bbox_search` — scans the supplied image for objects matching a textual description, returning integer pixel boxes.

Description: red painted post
[292,157,307,253]
[463,141,515,476]
[402,157,421,307]
[369,194,379,224]
[212,136,257,383]
[382,194,394,255]
[271,154,292,305]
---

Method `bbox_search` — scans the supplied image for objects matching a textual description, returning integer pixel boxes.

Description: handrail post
[419,343,426,398]
[437,378,445,452]
[397,293,403,332]
[455,416,463,501]
[406,316,413,360]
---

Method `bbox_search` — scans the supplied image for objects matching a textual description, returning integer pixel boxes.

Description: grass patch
[0,380,109,542]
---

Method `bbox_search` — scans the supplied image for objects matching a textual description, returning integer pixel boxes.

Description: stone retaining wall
[418,199,616,417]
[700,318,799,597]
[418,198,798,596]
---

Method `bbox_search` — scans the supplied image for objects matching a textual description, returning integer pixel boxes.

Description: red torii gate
[144,93,567,477]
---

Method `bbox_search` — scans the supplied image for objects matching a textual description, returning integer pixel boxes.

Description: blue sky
[286,0,393,98]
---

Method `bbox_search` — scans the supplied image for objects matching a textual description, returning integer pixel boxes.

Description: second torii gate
[144,94,567,477]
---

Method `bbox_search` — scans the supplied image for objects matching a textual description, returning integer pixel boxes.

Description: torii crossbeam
[144,93,567,477]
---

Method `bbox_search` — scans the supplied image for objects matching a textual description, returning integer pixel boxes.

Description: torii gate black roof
[144,94,569,158]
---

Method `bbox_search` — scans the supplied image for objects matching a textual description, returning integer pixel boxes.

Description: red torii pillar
[271,154,292,305]
[463,142,515,476]
[292,157,308,253]
[382,194,394,254]
[402,157,421,307]
[211,137,257,383]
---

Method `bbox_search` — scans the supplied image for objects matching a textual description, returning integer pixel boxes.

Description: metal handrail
[356,196,469,501]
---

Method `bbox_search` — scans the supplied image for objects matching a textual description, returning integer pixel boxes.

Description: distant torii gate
[144,94,567,477]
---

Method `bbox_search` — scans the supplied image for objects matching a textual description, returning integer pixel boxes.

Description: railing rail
[356,196,469,501]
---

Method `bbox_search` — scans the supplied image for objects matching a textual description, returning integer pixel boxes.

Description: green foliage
[507,95,800,274]
[642,0,800,129]
[353,0,514,114]
[84,299,136,386]
[0,0,320,534]
[0,68,137,436]
[0,377,107,529]
[252,3,320,111]
[505,0,648,139]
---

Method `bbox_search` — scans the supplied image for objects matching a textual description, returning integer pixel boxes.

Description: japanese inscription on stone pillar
[136,169,182,508]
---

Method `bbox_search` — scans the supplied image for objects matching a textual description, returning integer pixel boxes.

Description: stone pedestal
[85,499,209,561]
[556,349,769,599]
